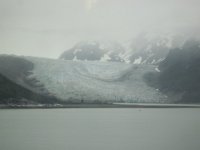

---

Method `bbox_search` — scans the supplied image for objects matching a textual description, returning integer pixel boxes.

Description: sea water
[0,108,200,150]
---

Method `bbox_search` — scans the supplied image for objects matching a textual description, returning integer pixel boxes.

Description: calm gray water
[0,108,200,150]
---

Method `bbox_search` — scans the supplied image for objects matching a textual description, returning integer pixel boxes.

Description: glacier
[25,57,166,103]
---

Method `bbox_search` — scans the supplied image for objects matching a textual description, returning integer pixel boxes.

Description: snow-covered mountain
[0,55,166,103]
[59,34,188,64]
[59,41,125,62]
[123,33,187,64]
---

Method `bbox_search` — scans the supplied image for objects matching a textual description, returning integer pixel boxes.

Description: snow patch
[155,67,161,72]
[100,54,111,62]
[133,57,142,64]
[73,56,78,61]
[151,59,156,64]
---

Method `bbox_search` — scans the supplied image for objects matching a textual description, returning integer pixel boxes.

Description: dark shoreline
[1,103,200,109]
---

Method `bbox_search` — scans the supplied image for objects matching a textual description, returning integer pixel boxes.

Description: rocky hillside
[0,73,58,104]
[59,41,125,62]
[144,39,200,103]
[59,34,187,65]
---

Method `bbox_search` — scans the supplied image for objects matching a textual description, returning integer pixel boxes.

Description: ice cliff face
[26,57,166,103]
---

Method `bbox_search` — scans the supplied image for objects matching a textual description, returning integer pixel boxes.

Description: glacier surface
[26,57,166,103]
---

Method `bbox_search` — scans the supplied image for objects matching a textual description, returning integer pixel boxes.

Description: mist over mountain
[144,39,200,103]
[124,33,188,64]
[59,33,189,65]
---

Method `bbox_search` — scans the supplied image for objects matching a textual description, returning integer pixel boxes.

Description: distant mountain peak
[59,34,193,64]
[59,40,125,62]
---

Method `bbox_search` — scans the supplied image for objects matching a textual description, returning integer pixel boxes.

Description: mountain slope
[0,73,58,104]
[123,33,187,64]
[59,41,125,62]
[59,34,188,65]
[144,39,200,103]
[0,55,48,94]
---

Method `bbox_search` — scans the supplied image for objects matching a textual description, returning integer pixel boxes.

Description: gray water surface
[0,108,200,150]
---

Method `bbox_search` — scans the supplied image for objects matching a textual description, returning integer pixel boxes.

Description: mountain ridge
[59,34,189,64]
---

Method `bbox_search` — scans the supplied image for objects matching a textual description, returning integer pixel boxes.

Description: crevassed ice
[27,57,166,103]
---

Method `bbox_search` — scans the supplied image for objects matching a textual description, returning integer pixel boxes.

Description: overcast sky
[0,0,200,58]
